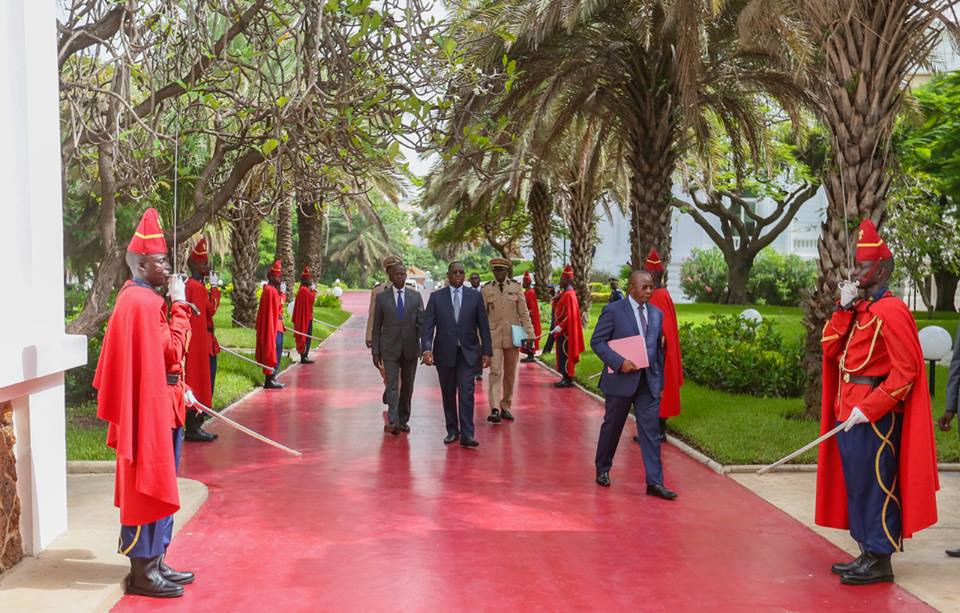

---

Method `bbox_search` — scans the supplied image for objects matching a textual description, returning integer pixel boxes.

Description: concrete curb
[532,358,960,476]
[67,314,351,474]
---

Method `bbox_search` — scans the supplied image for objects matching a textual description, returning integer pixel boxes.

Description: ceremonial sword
[757,421,847,474]
[218,345,275,371]
[188,397,302,457]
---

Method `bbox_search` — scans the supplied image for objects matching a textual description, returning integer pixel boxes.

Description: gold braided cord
[871,415,903,553]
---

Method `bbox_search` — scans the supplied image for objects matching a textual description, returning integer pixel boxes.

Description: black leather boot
[184,425,218,442]
[840,552,894,585]
[831,553,865,575]
[159,554,195,585]
[300,353,315,364]
[264,374,285,389]
[125,556,184,598]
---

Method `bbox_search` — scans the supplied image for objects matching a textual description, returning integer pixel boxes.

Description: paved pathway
[113,291,931,612]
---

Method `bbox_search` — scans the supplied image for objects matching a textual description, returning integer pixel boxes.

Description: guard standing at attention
[183,238,219,443]
[94,208,196,598]
[481,258,535,422]
[521,272,541,363]
[817,219,938,586]
[552,266,585,388]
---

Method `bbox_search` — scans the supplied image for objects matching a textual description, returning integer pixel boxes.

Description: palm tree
[453,0,811,270]
[740,0,959,412]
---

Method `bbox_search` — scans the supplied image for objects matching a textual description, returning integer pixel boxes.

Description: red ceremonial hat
[269,260,282,275]
[522,271,532,284]
[127,208,167,255]
[188,237,209,263]
[561,265,574,280]
[301,266,312,280]
[854,219,893,263]
[644,248,664,272]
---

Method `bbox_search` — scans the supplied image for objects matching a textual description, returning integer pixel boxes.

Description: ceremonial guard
[94,208,196,598]
[481,258,535,422]
[256,260,287,389]
[645,249,683,432]
[183,238,219,443]
[293,266,318,364]
[367,255,403,404]
[608,278,624,302]
[817,219,938,585]
[521,272,541,363]
[552,266,584,388]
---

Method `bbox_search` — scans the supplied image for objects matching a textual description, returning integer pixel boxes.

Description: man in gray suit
[372,263,424,434]
[938,322,960,556]
[591,270,676,499]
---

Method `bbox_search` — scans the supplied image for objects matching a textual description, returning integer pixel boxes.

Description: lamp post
[918,325,953,397]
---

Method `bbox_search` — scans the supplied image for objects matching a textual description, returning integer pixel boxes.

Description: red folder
[606,334,649,373]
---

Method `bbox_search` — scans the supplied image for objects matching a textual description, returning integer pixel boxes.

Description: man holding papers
[591,271,675,499]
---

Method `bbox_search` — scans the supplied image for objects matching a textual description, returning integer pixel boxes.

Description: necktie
[396,289,404,318]
[498,282,503,292]
[453,288,461,322]
[638,305,647,336]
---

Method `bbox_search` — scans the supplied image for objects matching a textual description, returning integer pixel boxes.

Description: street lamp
[918,325,953,396]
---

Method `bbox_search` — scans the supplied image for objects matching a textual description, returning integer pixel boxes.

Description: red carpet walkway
[113,291,930,612]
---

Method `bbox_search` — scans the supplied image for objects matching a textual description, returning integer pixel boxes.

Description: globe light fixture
[918,325,954,397]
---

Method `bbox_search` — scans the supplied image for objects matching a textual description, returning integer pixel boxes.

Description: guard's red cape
[184,278,212,406]
[256,284,283,374]
[816,298,939,539]
[292,284,318,354]
[209,286,221,356]
[524,288,542,350]
[555,289,585,377]
[94,282,182,525]
[650,287,684,417]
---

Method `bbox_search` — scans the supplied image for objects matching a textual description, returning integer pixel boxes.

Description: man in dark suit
[938,321,960,557]
[592,270,677,499]
[421,261,493,448]
[372,263,424,435]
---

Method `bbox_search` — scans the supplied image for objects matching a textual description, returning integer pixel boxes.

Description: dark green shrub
[747,249,816,306]
[679,315,804,397]
[679,248,727,303]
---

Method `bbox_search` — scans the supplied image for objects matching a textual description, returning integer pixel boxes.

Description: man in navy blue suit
[592,270,677,499]
[421,261,493,448]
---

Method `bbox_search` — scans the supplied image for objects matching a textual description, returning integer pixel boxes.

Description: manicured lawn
[66,296,348,461]
[546,298,960,465]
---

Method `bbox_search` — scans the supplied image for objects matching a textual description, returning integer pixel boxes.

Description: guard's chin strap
[859,258,886,288]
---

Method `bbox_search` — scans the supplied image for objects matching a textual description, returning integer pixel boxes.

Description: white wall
[0,0,87,555]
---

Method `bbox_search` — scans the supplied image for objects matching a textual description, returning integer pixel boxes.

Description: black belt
[842,373,887,388]
[166,374,181,385]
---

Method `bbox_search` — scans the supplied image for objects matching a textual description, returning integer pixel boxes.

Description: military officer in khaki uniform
[481,258,535,423]
[367,255,403,406]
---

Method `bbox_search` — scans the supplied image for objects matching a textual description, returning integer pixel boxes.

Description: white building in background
[0,0,87,561]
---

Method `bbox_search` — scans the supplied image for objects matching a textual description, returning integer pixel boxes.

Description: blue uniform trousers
[209,353,217,394]
[302,322,313,355]
[118,427,183,558]
[836,411,903,555]
[273,331,284,375]
[557,335,569,376]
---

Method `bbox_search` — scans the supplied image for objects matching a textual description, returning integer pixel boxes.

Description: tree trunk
[527,181,554,301]
[568,190,596,317]
[230,207,263,326]
[802,20,904,418]
[296,198,324,279]
[935,269,959,312]
[724,253,753,305]
[626,110,676,273]
[275,198,295,292]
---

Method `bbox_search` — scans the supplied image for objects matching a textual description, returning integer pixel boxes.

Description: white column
[0,1,88,555]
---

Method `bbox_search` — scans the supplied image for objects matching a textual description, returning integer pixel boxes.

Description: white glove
[843,407,869,431]
[184,389,198,408]
[208,272,219,288]
[838,280,859,309]
[552,325,562,335]
[310,282,317,291]
[168,275,186,302]
[280,282,287,294]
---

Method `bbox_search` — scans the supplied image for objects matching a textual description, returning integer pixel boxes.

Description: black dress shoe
[125,556,184,598]
[500,408,514,421]
[399,423,411,433]
[633,434,640,444]
[443,433,459,445]
[840,552,893,585]
[596,472,611,487]
[159,555,195,585]
[383,423,400,435]
[263,375,285,389]
[184,427,218,442]
[475,374,483,381]
[831,554,865,575]
[300,354,315,364]
[487,409,502,423]
[553,378,574,388]
[382,391,389,405]
[460,436,480,448]
[520,355,536,363]
[646,484,678,500]
[947,548,960,558]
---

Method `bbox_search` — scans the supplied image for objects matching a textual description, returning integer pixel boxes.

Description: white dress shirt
[628,295,648,336]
